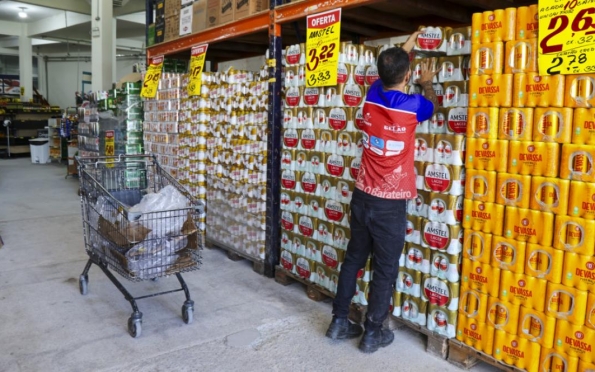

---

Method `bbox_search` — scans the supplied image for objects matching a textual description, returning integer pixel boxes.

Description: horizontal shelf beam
[275,0,385,24]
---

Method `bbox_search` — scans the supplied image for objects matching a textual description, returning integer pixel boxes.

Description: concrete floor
[0,158,499,372]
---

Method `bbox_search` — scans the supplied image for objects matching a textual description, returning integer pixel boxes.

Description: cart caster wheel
[128,317,142,338]
[182,303,194,325]
[79,275,88,295]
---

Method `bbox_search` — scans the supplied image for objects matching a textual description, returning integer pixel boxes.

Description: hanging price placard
[188,44,208,96]
[141,55,164,98]
[105,130,115,167]
[538,0,595,75]
[306,8,341,87]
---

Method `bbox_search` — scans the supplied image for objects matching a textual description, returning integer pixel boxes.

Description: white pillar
[112,19,117,83]
[18,23,33,102]
[91,0,114,92]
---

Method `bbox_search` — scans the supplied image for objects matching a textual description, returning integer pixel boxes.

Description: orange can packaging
[539,348,580,372]
[530,176,570,215]
[500,271,548,312]
[471,8,517,44]
[465,169,497,203]
[563,251,595,293]
[525,243,565,284]
[488,297,521,335]
[471,42,504,75]
[569,181,595,220]
[546,282,589,326]
[508,140,560,177]
[498,108,534,141]
[561,144,595,182]
[504,206,554,246]
[516,5,539,40]
[456,314,496,355]
[565,74,595,108]
[579,359,595,372]
[572,108,595,145]
[554,320,595,363]
[553,215,595,256]
[467,138,508,172]
[494,330,542,372]
[463,229,493,264]
[496,173,532,208]
[459,286,489,323]
[533,108,573,143]
[491,236,526,274]
[463,200,505,236]
[469,74,513,107]
[505,38,537,74]
[519,307,557,349]
[513,73,566,108]
[462,258,500,297]
[467,107,499,139]
[587,292,595,331]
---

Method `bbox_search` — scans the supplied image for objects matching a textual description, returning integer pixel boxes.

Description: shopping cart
[76,154,204,338]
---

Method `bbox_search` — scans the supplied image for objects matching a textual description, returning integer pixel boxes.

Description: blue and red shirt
[355,80,434,199]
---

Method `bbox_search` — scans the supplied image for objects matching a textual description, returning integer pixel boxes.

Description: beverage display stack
[279,42,374,296]
[456,5,595,372]
[390,27,471,339]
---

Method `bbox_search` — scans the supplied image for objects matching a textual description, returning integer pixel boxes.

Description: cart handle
[76,154,157,168]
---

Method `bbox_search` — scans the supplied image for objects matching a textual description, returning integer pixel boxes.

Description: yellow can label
[500,271,548,312]
[587,292,595,331]
[491,236,526,274]
[533,107,573,144]
[463,200,505,236]
[504,207,554,246]
[488,296,521,335]
[539,348,580,372]
[469,74,513,108]
[579,359,595,372]
[465,169,497,203]
[496,172,532,208]
[471,42,504,75]
[546,282,589,326]
[565,74,595,109]
[508,140,560,178]
[569,181,595,220]
[498,108,534,141]
[467,138,509,172]
[467,107,499,139]
[516,5,538,40]
[553,215,595,256]
[505,38,537,74]
[494,329,542,372]
[525,243,564,284]
[530,176,570,215]
[554,319,594,363]
[459,285,489,323]
[563,251,595,294]
[513,73,565,108]
[462,258,500,298]
[463,229,492,264]
[561,144,595,183]
[456,314,496,355]
[471,8,517,44]
[572,108,595,146]
[519,307,557,349]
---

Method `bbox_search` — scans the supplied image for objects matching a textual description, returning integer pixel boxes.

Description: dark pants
[332,188,407,331]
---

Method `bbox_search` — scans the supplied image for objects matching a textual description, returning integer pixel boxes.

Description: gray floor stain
[225,328,261,348]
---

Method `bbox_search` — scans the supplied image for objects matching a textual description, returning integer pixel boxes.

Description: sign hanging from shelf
[140,55,164,98]
[188,44,209,96]
[306,8,342,87]
[538,0,595,75]
[105,130,115,168]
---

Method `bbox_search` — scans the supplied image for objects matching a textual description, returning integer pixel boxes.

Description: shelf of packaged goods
[274,0,385,23]
[147,11,270,58]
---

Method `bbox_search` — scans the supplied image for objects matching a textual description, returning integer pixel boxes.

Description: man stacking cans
[326,31,440,353]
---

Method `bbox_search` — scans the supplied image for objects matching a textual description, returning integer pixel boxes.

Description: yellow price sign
[306,8,341,87]
[538,0,595,75]
[141,55,164,98]
[105,130,115,168]
[188,44,208,96]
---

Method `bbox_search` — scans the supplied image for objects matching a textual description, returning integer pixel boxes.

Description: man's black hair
[377,47,411,88]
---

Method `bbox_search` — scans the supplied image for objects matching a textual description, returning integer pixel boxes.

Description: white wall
[46,57,142,108]
[218,55,265,72]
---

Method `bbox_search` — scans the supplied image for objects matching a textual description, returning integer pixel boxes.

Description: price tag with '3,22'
[539,0,595,75]
[306,8,342,87]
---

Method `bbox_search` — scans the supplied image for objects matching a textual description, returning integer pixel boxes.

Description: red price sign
[538,0,595,74]
[306,8,341,87]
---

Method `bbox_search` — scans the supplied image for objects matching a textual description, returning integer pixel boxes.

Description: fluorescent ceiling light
[18,7,27,18]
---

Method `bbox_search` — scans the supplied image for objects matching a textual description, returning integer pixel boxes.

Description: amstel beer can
[422,274,460,311]
[430,250,460,283]
[525,243,564,284]
[427,304,458,338]
[493,329,542,372]
[401,294,428,326]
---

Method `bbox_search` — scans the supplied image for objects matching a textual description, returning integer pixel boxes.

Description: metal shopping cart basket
[76,154,204,338]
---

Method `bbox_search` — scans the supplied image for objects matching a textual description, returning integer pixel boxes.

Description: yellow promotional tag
[105,130,115,168]
[306,8,341,87]
[538,1,595,75]
[188,44,208,97]
[141,55,164,98]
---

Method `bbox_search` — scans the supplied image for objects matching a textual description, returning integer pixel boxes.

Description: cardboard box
[192,0,208,33]
[207,0,219,28]
[155,0,165,20]
[147,23,156,46]
[164,14,180,42]
[164,0,181,17]
[179,5,193,35]
[220,0,233,24]
[234,0,269,20]
[155,19,165,43]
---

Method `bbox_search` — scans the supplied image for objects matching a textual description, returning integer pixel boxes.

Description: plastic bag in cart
[125,236,189,279]
[129,185,190,238]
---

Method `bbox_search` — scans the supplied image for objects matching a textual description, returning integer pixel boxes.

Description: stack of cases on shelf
[78,105,100,157]
[279,42,372,298]
[118,83,144,159]
[456,6,595,372]
[203,66,269,260]
[391,26,471,339]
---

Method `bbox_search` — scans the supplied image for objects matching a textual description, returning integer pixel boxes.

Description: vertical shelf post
[264,0,284,277]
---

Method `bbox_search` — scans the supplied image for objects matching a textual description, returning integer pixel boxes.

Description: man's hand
[418,59,440,113]
[401,30,424,53]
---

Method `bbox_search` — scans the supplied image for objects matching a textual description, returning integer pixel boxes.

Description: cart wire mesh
[77,154,204,282]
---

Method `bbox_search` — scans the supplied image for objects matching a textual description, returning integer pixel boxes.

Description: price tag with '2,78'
[538,0,595,75]
[306,8,341,87]
[188,44,208,96]
[141,55,164,98]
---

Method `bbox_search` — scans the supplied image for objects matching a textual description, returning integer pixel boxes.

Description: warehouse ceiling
[0,0,146,55]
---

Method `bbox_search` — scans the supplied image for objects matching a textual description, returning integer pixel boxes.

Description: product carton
[495,172,531,208]
[533,107,573,143]
[427,304,458,338]
[234,0,269,20]
[219,0,233,24]
[504,38,537,74]
[491,236,526,274]
[192,0,208,33]
[493,329,541,372]
[487,296,521,335]
[471,42,504,75]
[462,258,500,297]
[463,230,492,264]
[572,108,595,145]
[456,315,495,354]
[471,8,517,44]
[499,271,547,312]
[553,215,595,256]
[546,282,589,326]
[568,181,595,220]
[498,108,533,141]
[530,176,570,215]
[525,243,564,284]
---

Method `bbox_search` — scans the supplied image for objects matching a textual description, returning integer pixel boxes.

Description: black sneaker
[325,317,364,340]
[358,327,395,353]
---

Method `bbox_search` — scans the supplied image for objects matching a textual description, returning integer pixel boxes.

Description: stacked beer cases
[279,42,372,296]
[457,6,595,372]
[203,68,269,260]
[389,27,471,339]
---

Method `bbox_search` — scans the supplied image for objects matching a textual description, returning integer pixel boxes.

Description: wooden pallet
[207,239,265,275]
[388,316,450,360]
[448,339,525,371]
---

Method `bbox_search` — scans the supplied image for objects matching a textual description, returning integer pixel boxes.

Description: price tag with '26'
[188,44,208,96]
[306,8,341,87]
[538,0,595,75]
[141,55,164,98]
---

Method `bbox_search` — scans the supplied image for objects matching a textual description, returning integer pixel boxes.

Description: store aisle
[0,159,496,372]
